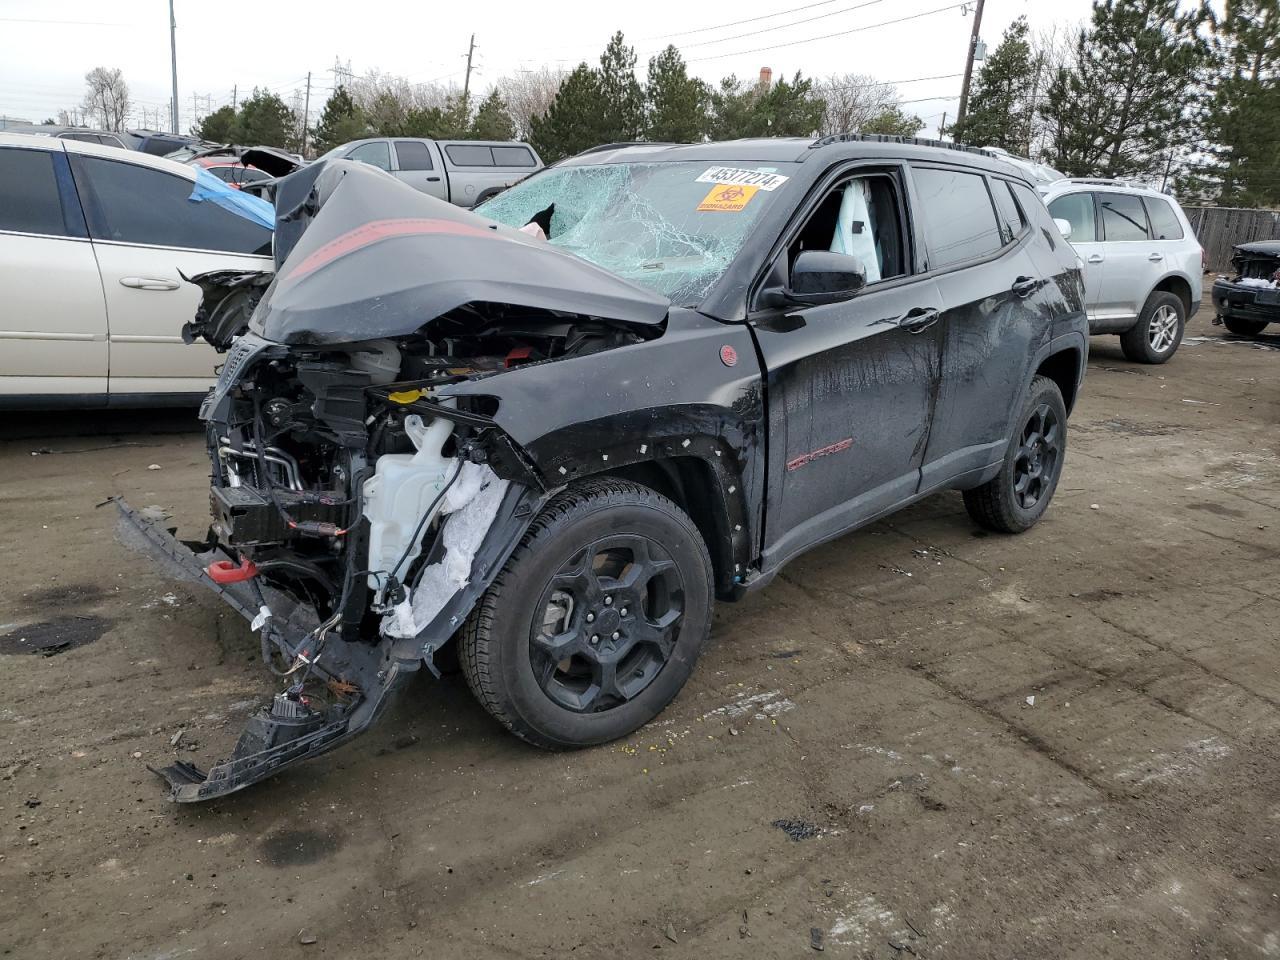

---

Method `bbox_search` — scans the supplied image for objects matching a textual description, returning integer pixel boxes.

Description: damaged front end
[121,160,670,801]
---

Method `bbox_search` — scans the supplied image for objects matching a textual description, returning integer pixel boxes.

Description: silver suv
[1042,179,1203,363]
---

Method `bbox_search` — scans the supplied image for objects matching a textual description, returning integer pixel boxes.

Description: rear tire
[1120,291,1184,364]
[1222,315,1269,337]
[459,478,713,749]
[963,375,1067,534]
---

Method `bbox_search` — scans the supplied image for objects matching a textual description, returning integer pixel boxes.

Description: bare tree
[814,74,902,136]
[499,66,568,140]
[80,67,130,131]
[347,69,462,133]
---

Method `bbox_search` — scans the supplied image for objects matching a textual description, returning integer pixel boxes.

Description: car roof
[557,135,1027,180]
[0,131,198,181]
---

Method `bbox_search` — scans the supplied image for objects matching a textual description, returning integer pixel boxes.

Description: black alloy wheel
[531,535,684,713]
[1011,402,1063,511]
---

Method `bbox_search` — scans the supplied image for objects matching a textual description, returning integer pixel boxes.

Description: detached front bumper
[116,498,416,802]
[1211,279,1280,324]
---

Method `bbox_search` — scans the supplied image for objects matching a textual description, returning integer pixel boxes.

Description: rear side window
[394,141,434,171]
[991,179,1025,245]
[1099,193,1150,242]
[1047,193,1097,243]
[0,148,75,237]
[73,156,271,255]
[1144,196,1184,240]
[346,141,391,171]
[911,166,1003,269]
[492,145,536,167]
[445,144,494,166]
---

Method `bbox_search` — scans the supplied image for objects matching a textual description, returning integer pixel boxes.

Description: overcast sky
[0,0,1098,137]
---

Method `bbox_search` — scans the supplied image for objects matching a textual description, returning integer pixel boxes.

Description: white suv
[1042,179,1203,363]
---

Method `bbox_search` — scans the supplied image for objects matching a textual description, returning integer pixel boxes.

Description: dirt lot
[1,299,1278,960]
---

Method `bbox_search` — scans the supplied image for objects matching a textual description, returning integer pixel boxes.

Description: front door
[69,153,274,397]
[751,167,944,571]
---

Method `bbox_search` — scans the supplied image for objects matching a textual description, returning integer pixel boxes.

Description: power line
[646,0,849,40]
[687,2,968,63]
[680,0,891,49]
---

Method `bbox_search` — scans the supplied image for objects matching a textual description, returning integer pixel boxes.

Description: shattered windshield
[477,161,798,306]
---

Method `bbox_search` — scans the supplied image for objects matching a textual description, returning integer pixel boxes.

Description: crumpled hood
[250,160,671,346]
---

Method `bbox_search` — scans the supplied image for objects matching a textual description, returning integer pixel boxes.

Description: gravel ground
[1,297,1278,959]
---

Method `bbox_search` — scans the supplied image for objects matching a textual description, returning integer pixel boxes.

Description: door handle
[1087,254,1104,263]
[426,176,441,182]
[119,277,180,291]
[898,307,941,334]
[1147,252,1163,261]
[1011,275,1038,298]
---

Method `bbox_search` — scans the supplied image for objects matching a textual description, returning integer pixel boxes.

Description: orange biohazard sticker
[697,183,759,212]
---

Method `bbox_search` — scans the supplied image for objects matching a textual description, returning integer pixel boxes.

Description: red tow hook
[206,557,259,584]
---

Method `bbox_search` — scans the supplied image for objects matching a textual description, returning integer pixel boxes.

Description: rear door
[1047,191,1105,318]
[1095,191,1158,321]
[912,166,1052,486]
[69,151,273,398]
[391,140,448,200]
[751,162,945,569]
[0,142,108,401]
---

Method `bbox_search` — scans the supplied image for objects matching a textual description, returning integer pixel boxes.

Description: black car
[1211,240,1280,336]
[120,136,1089,801]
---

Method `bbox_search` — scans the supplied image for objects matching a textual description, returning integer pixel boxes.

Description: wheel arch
[1029,331,1087,416]
[1151,273,1194,317]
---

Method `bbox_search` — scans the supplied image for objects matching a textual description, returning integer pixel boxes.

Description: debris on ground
[771,818,821,841]
[298,929,317,945]
[664,922,678,943]
[146,463,162,471]
[810,927,825,951]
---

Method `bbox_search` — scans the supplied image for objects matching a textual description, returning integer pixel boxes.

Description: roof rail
[575,141,678,156]
[1057,176,1137,188]
[809,133,988,156]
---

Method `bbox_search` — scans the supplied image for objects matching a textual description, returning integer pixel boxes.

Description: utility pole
[301,72,312,156]
[168,0,180,134]
[939,111,947,140]
[232,84,237,110]
[192,92,201,131]
[462,34,477,108]
[954,0,985,133]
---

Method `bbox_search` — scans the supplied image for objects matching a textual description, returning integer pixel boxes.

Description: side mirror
[1054,218,1073,240]
[760,250,867,309]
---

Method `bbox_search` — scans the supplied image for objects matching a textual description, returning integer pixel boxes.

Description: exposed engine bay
[116,158,675,801]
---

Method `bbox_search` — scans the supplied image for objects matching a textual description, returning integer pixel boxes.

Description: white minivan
[1042,178,1203,364]
[0,132,274,407]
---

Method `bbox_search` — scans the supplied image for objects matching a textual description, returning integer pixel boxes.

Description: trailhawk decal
[786,438,854,472]
[696,166,790,191]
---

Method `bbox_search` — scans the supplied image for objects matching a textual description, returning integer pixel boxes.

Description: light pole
[169,0,179,134]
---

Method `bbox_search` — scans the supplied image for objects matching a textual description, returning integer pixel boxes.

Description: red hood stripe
[285,217,495,281]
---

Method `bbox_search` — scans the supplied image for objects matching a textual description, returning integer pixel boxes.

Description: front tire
[1120,291,1184,364]
[459,478,714,749]
[963,375,1068,534]
[1222,315,1269,337]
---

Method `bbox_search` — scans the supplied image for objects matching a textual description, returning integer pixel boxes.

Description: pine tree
[863,105,925,138]
[231,88,299,151]
[596,32,645,141]
[311,86,367,153]
[1198,0,1280,205]
[193,105,237,143]
[645,45,709,142]
[1040,0,1207,179]
[951,16,1036,152]
[709,75,761,140]
[470,89,517,140]
[529,63,607,162]
[754,71,825,137]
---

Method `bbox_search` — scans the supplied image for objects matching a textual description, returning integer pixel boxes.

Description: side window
[0,148,76,237]
[1012,182,1064,253]
[73,156,271,255]
[788,172,907,284]
[239,168,270,183]
[346,141,391,171]
[1099,193,1150,242]
[445,144,494,166]
[491,145,536,167]
[394,141,434,171]
[990,179,1025,245]
[209,166,238,183]
[1047,193,1096,243]
[1143,196,1184,240]
[911,166,1003,269]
